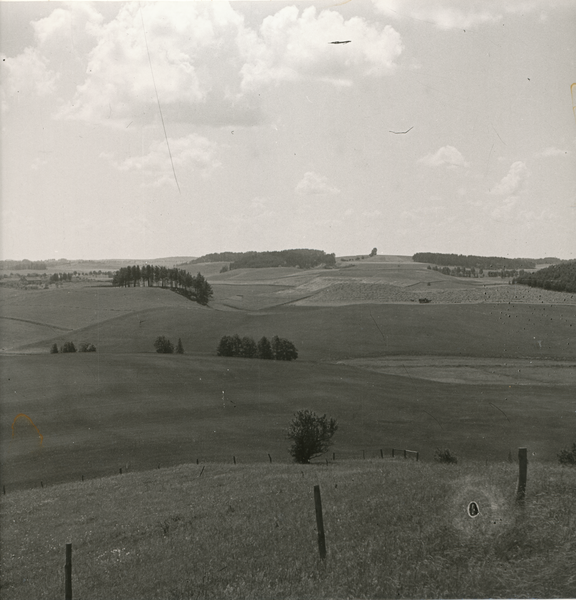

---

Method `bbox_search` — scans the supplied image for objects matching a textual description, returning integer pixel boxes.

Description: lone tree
[50,343,59,354]
[176,338,184,354]
[154,336,174,354]
[287,410,338,464]
[370,247,377,257]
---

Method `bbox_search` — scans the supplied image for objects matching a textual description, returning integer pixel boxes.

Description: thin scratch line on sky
[139,3,181,194]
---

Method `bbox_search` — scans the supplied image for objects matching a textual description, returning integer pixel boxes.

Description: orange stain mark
[572,83,576,123]
[11,413,43,445]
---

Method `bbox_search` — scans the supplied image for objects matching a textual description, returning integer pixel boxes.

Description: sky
[1,0,575,261]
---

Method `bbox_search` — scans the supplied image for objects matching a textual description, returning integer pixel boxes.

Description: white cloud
[491,161,529,196]
[372,0,573,30]
[101,133,220,188]
[240,6,403,90]
[1,47,59,99]
[418,145,469,169]
[295,171,341,196]
[537,146,569,157]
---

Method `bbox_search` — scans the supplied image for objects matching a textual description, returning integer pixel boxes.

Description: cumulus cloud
[295,171,341,196]
[240,6,403,89]
[101,133,220,188]
[491,161,529,196]
[418,145,469,169]
[372,0,572,30]
[1,47,59,99]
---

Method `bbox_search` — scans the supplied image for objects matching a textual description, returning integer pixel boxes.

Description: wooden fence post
[233,456,236,465]
[268,453,272,463]
[380,449,383,458]
[516,447,528,505]
[416,452,419,462]
[65,543,72,600]
[362,450,365,459]
[403,450,407,459]
[313,485,326,560]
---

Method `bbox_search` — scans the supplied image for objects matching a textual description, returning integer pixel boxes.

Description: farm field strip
[337,356,576,385]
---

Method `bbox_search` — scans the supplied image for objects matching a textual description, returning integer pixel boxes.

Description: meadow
[1,460,574,599]
[1,256,575,598]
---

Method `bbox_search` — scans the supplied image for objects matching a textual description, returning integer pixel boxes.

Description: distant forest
[188,249,336,270]
[514,261,576,293]
[0,260,47,270]
[413,253,539,270]
[112,265,213,305]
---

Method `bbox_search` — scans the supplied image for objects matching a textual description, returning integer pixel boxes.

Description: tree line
[188,249,336,270]
[414,252,537,270]
[217,335,298,361]
[112,265,213,304]
[0,260,47,270]
[514,261,576,293]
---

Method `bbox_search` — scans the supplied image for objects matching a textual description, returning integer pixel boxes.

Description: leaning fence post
[268,453,272,463]
[516,447,528,505]
[313,485,327,559]
[65,543,72,600]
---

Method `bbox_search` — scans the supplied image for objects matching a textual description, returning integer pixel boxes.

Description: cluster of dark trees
[112,266,213,305]
[154,336,184,354]
[429,265,522,278]
[49,273,74,282]
[217,335,298,361]
[414,252,537,270]
[0,260,47,270]
[514,261,576,293]
[188,249,336,270]
[50,342,96,353]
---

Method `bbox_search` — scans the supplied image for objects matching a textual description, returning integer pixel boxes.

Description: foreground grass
[1,460,574,599]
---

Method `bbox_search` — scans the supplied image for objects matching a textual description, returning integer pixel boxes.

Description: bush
[61,341,77,353]
[49,343,59,354]
[287,410,338,464]
[154,336,174,354]
[557,442,576,466]
[434,448,458,464]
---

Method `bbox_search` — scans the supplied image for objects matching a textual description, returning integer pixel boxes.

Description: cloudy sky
[1,0,575,261]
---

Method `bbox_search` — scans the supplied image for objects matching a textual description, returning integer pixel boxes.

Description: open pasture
[1,351,574,492]
[15,298,575,364]
[1,459,574,599]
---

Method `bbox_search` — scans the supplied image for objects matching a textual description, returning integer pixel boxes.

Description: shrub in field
[61,341,77,353]
[434,448,458,464]
[287,409,338,464]
[557,441,576,466]
[78,343,96,352]
[49,343,59,354]
[176,338,184,354]
[154,336,174,354]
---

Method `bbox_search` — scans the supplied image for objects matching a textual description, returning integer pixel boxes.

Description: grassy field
[1,459,574,599]
[1,352,574,492]
[1,257,575,598]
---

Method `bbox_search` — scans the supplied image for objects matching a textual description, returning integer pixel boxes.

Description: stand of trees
[188,249,336,270]
[217,335,298,361]
[414,252,536,270]
[0,260,47,270]
[514,261,576,293]
[112,266,213,305]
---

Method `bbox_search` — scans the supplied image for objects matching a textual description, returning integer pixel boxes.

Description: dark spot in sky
[330,40,351,44]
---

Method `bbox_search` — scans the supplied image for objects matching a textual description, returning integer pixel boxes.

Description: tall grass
[1,459,574,599]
